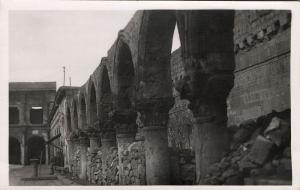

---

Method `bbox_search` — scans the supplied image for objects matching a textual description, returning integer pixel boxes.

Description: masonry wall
[227,10,291,125]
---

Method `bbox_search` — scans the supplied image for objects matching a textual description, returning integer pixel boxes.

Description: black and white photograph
[1,1,300,188]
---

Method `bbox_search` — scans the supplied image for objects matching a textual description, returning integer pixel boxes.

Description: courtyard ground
[9,164,79,186]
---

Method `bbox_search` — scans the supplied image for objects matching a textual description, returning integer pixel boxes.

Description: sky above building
[9,10,181,88]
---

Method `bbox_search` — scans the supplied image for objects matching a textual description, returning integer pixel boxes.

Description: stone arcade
[45,10,291,185]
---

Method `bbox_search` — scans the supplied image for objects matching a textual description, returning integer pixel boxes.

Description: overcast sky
[9,10,181,88]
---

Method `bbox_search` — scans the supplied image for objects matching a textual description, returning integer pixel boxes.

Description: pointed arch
[78,90,87,129]
[71,98,79,130]
[88,79,98,127]
[113,37,136,110]
[99,64,113,123]
[137,10,177,100]
[66,106,72,133]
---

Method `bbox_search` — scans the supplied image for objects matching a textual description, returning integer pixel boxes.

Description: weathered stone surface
[264,117,281,135]
[246,135,274,165]
[264,118,290,147]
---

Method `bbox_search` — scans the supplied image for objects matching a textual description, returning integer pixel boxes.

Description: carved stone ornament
[136,97,174,127]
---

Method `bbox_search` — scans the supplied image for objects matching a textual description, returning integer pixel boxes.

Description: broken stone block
[264,117,290,147]
[247,135,274,165]
[264,117,281,135]
[257,30,265,40]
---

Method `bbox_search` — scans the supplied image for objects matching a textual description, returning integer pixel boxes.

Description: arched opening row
[60,10,235,185]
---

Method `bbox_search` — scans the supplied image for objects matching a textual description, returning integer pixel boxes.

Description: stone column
[175,10,235,184]
[111,110,137,185]
[87,120,101,154]
[89,137,99,153]
[99,127,118,185]
[137,98,173,185]
[66,138,75,170]
[86,131,100,184]
[78,135,89,181]
[101,129,116,152]
[72,138,80,177]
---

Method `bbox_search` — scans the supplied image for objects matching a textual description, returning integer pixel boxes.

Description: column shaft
[89,137,99,153]
[143,126,170,185]
[193,117,229,183]
[79,138,88,180]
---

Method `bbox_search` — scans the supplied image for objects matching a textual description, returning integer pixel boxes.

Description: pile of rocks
[88,150,102,184]
[179,151,196,184]
[202,110,291,185]
[119,141,146,185]
[72,148,81,178]
[88,147,119,185]
[100,147,119,185]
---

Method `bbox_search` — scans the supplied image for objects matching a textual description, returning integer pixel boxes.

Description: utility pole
[69,77,72,86]
[63,66,65,86]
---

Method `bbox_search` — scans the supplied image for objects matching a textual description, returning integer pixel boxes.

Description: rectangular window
[9,107,19,124]
[30,107,43,124]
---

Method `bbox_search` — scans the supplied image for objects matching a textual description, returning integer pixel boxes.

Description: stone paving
[9,164,79,186]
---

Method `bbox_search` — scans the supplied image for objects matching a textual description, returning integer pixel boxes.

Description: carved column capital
[110,109,138,138]
[175,63,234,119]
[78,130,89,145]
[136,97,174,127]
[101,129,116,142]
[86,127,101,139]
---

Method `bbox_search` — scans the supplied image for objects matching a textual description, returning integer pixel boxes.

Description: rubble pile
[119,141,146,185]
[87,147,119,185]
[100,147,119,185]
[72,148,81,178]
[88,150,102,184]
[202,110,291,185]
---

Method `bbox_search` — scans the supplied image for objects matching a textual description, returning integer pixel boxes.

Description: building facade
[9,82,56,165]
[48,87,80,169]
